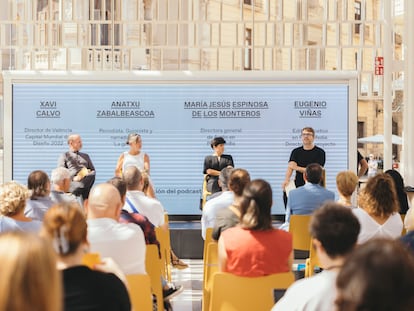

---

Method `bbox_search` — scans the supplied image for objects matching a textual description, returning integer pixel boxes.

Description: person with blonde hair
[0,231,62,311]
[353,173,403,244]
[336,170,359,208]
[41,202,131,311]
[0,181,42,232]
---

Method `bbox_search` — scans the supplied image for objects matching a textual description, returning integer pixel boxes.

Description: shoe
[163,284,184,301]
[172,259,189,269]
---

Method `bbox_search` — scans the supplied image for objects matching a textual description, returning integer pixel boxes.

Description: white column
[403,0,414,185]
[382,0,393,171]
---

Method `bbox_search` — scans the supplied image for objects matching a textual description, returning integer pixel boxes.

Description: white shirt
[124,190,165,227]
[272,270,338,311]
[201,191,234,240]
[87,218,146,274]
[352,208,403,244]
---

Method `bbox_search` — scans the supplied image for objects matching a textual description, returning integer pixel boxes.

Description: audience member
[336,170,358,208]
[58,134,95,200]
[367,153,378,178]
[335,239,414,311]
[203,136,234,194]
[357,151,368,178]
[273,202,360,311]
[212,168,251,240]
[0,181,42,232]
[41,202,131,311]
[385,169,410,214]
[107,176,183,302]
[353,173,403,244]
[399,207,414,253]
[115,133,155,197]
[218,179,293,276]
[0,231,61,311]
[122,166,188,269]
[201,167,234,240]
[85,183,146,275]
[50,167,80,205]
[25,170,54,221]
[281,163,335,230]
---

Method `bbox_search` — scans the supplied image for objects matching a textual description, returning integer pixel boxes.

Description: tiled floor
[170,259,203,311]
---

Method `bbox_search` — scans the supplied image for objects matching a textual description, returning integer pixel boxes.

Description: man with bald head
[58,134,95,200]
[85,183,146,274]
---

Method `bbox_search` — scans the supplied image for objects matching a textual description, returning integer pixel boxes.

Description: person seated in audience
[85,183,146,275]
[41,202,131,311]
[50,167,80,205]
[335,238,414,311]
[385,169,410,214]
[272,202,360,311]
[25,170,54,221]
[218,179,293,276]
[336,170,359,208]
[280,163,335,231]
[0,231,62,311]
[212,168,250,240]
[122,165,188,269]
[353,173,403,244]
[0,181,42,232]
[107,176,183,302]
[201,167,234,240]
[399,206,414,253]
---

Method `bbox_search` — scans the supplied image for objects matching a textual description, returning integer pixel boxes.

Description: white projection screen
[3,71,358,215]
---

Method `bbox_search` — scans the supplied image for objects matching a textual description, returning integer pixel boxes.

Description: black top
[203,154,234,193]
[289,146,325,187]
[62,265,131,311]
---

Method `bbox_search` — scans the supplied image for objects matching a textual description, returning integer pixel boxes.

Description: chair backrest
[305,239,320,277]
[145,244,164,311]
[208,272,295,311]
[125,274,153,311]
[202,242,219,311]
[203,227,215,259]
[155,224,172,282]
[289,215,312,251]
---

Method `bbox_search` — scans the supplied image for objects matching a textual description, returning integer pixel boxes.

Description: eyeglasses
[301,133,314,137]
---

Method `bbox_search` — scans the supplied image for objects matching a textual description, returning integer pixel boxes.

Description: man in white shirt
[85,182,146,275]
[272,202,360,311]
[201,167,234,240]
[123,166,165,228]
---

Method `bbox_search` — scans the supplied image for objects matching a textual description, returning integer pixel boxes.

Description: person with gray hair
[201,167,234,240]
[50,167,79,205]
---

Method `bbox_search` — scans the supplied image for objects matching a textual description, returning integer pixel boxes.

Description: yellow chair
[201,174,212,210]
[202,242,219,311]
[208,272,295,311]
[125,274,153,311]
[401,213,407,236]
[145,244,164,311]
[289,215,312,252]
[203,227,215,259]
[155,224,172,282]
[304,239,320,277]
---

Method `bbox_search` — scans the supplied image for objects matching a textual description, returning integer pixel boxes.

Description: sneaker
[163,284,184,301]
[172,259,189,269]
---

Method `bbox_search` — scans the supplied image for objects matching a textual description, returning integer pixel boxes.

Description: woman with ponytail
[218,179,293,277]
[41,202,131,311]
